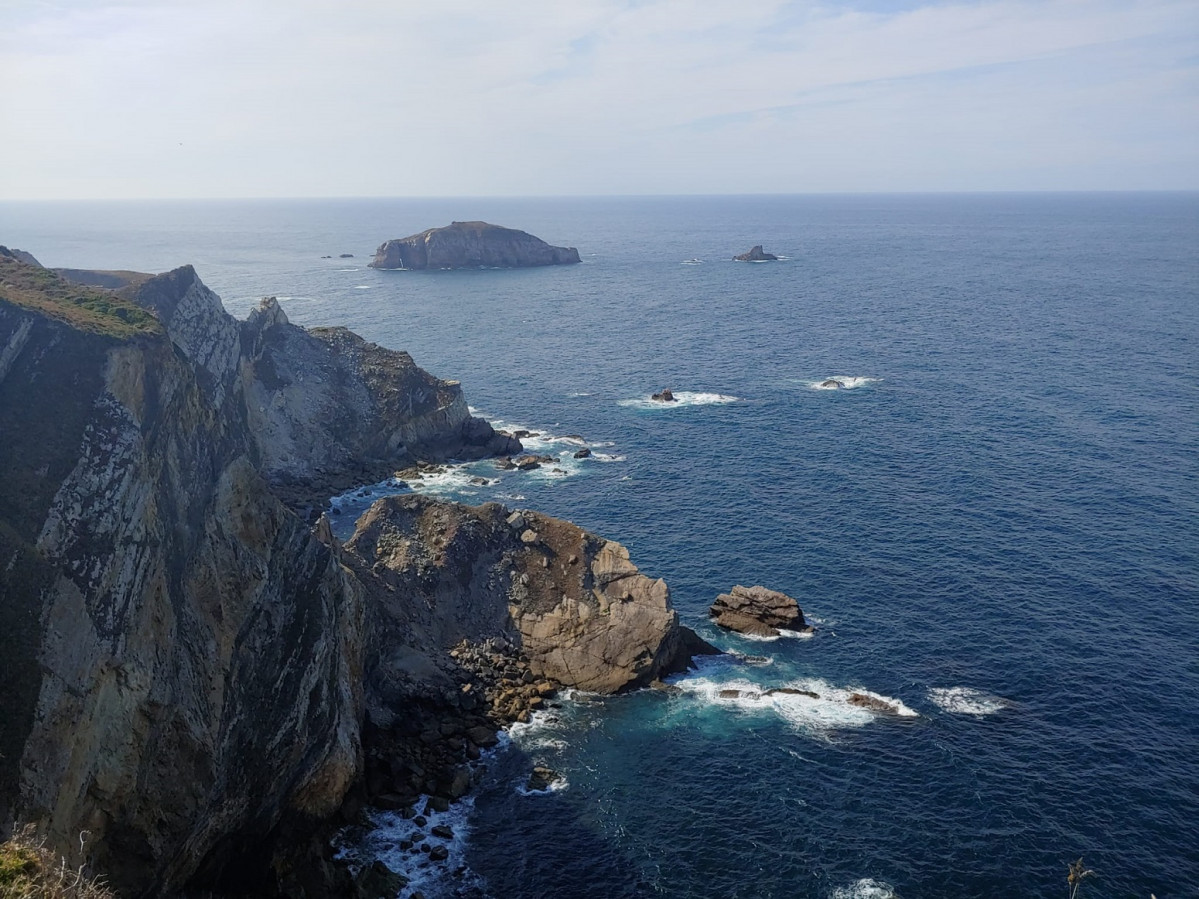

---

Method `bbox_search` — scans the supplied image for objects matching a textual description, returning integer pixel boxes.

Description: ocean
[3,194,1196,898]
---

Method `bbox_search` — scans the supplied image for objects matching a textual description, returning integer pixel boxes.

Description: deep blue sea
[3,195,1197,899]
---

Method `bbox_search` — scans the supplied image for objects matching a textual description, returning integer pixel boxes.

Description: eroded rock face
[345,494,691,694]
[0,257,521,895]
[370,221,580,270]
[709,585,812,637]
[0,262,365,895]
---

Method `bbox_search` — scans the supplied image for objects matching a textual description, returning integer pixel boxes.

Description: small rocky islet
[369,221,580,270]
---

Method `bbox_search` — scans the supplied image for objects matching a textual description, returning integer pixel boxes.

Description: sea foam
[619,391,739,410]
[830,878,899,899]
[928,686,1010,716]
[809,377,882,390]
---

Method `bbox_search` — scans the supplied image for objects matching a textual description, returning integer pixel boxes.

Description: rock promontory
[370,221,581,270]
[710,585,813,637]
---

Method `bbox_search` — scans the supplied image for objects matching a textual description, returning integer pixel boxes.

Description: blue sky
[1,0,1195,198]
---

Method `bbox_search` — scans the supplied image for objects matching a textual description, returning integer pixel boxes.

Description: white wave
[353,285,373,289]
[928,686,1010,716]
[809,376,882,390]
[677,677,916,734]
[681,258,703,265]
[831,878,899,899]
[566,391,592,397]
[336,795,482,899]
[618,391,739,410]
[516,773,569,796]
[335,268,358,272]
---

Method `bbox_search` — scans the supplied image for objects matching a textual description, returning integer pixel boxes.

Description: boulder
[526,767,562,792]
[709,585,813,637]
[820,379,845,389]
[370,222,580,270]
[651,388,676,402]
[733,245,779,262]
[572,447,592,459]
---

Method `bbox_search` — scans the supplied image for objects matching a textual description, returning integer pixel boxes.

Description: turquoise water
[4,194,1197,898]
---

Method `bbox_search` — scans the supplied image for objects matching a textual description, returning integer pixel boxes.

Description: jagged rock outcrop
[709,585,813,637]
[0,254,518,895]
[344,494,700,695]
[733,245,779,262]
[0,249,712,896]
[0,254,364,895]
[239,296,519,511]
[370,221,580,270]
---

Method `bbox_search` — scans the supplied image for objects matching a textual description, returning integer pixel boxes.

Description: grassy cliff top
[0,252,161,339]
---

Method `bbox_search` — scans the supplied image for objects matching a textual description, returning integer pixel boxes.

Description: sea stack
[733,245,779,262]
[370,221,581,270]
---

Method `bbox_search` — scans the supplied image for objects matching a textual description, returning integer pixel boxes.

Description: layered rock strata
[370,221,580,270]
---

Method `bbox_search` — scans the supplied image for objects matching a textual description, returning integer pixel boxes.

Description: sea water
[3,194,1197,898]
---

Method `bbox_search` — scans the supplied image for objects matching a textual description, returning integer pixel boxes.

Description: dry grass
[0,827,115,899]
[0,254,160,340]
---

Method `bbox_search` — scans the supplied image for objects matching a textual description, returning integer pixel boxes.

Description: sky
[1,0,1196,198]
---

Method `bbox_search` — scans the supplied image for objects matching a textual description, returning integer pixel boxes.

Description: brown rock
[709,585,811,637]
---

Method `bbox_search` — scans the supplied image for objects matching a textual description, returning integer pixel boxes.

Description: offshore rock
[370,221,580,270]
[733,245,779,262]
[710,585,813,637]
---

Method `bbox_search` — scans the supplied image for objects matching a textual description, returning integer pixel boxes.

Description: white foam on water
[335,795,482,899]
[830,878,899,899]
[353,285,373,289]
[516,773,570,797]
[335,268,358,272]
[618,391,739,410]
[808,376,882,391]
[928,686,1010,716]
[681,258,704,265]
[676,676,915,734]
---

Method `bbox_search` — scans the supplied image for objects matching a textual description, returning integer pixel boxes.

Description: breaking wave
[928,686,1010,716]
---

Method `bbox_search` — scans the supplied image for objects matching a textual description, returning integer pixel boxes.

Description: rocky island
[369,221,581,270]
[733,245,779,262]
[0,246,710,897]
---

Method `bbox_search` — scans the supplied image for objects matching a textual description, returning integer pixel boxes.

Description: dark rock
[709,585,813,637]
[820,379,845,389]
[765,687,819,699]
[339,253,354,258]
[370,222,581,270]
[572,447,592,459]
[651,388,676,402]
[356,860,407,898]
[429,845,450,862]
[526,766,561,792]
[847,692,902,715]
[431,824,454,840]
[733,245,779,262]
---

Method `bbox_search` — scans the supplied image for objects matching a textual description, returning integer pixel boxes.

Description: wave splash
[928,686,1010,716]
[809,377,882,390]
[831,878,900,899]
[678,677,918,735]
[619,391,739,410]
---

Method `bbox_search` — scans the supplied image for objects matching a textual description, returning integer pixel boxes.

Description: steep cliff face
[0,254,366,894]
[0,250,708,895]
[369,221,581,270]
[239,298,518,511]
[0,253,523,895]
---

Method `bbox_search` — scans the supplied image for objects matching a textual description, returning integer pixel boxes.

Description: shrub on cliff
[0,827,114,899]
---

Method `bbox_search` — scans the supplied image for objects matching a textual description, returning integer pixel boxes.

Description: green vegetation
[0,255,160,340]
[0,827,114,899]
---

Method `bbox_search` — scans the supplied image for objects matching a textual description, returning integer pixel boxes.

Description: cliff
[0,248,705,895]
[369,221,581,270]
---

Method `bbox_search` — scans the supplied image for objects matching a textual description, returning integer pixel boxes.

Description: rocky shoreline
[0,247,714,897]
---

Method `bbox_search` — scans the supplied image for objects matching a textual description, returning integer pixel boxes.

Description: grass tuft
[0,826,115,899]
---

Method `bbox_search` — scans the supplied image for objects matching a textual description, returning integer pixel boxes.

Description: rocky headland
[369,221,581,270]
[0,247,711,897]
